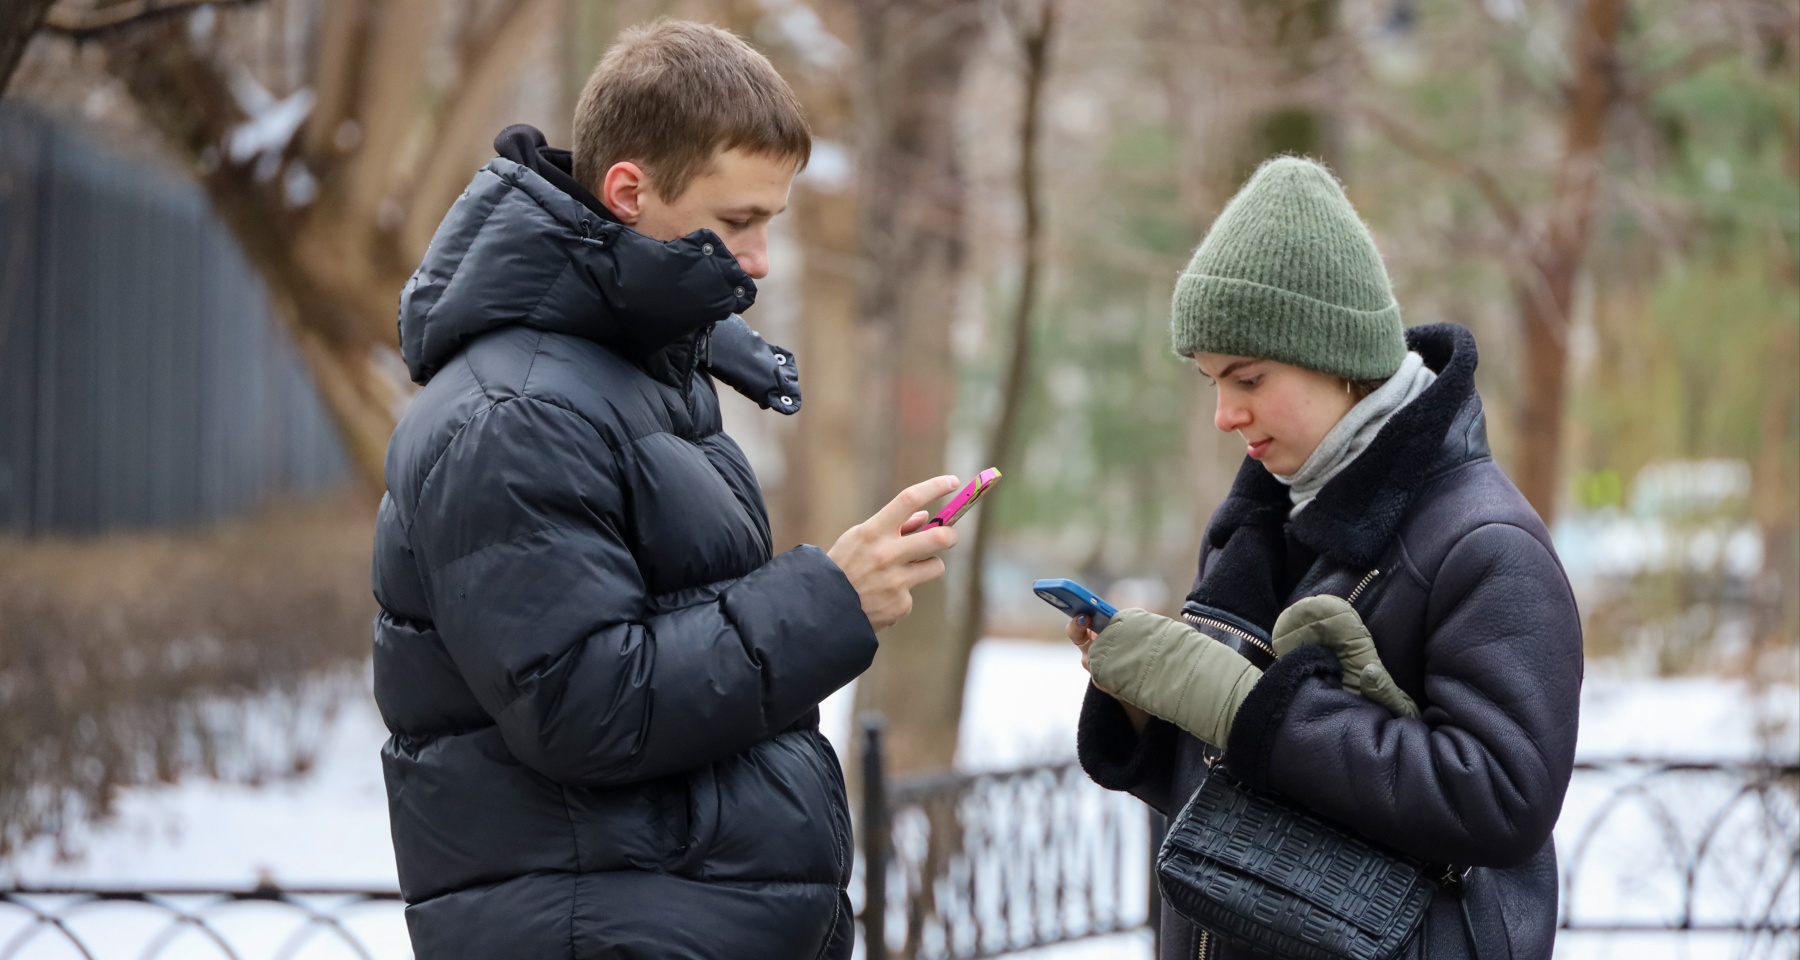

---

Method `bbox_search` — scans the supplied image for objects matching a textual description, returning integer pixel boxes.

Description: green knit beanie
[1171,156,1405,380]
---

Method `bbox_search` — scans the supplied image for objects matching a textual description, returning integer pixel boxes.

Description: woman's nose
[1214,397,1250,433]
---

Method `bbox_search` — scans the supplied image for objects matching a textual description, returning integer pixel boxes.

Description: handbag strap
[1457,885,1491,960]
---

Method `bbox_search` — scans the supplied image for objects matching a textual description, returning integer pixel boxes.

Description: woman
[1071,157,1582,960]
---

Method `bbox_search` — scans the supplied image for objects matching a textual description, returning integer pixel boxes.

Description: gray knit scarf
[1275,351,1437,517]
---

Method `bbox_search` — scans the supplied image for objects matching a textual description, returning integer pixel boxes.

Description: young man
[371,19,958,959]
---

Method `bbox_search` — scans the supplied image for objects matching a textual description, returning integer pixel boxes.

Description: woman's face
[1193,352,1358,475]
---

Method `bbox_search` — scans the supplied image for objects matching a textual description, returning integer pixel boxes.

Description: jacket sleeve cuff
[1077,681,1176,793]
[721,544,880,716]
[1222,643,1339,788]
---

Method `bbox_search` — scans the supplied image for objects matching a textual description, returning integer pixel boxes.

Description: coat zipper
[811,729,851,960]
[1182,609,1276,661]
[1346,567,1381,605]
[678,330,709,425]
[1178,566,1382,960]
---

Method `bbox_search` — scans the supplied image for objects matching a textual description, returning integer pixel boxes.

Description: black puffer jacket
[371,127,876,959]
[1080,324,1583,960]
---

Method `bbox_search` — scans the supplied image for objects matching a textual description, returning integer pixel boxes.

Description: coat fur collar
[1190,324,1483,621]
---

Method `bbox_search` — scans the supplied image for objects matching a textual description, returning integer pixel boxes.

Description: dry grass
[0,494,377,859]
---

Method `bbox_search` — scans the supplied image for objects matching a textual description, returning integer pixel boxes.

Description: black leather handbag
[1155,600,1465,960]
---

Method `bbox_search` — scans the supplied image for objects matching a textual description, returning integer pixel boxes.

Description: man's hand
[828,476,962,633]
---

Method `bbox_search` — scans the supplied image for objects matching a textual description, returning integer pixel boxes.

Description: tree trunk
[718,0,869,555]
[954,0,1055,692]
[95,0,555,495]
[782,184,865,550]
[99,16,406,494]
[1751,315,1798,654]
[0,0,56,93]
[846,0,984,777]
[1511,0,1624,524]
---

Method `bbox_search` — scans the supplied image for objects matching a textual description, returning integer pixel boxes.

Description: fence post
[1148,807,1166,954]
[860,714,890,960]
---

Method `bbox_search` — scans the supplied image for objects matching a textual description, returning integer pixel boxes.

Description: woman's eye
[1236,376,1262,389]
[723,219,751,230]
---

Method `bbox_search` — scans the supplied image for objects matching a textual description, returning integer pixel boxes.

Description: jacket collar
[1206,323,1485,570]
[398,127,800,413]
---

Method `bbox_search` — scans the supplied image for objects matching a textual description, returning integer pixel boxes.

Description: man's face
[605,148,797,280]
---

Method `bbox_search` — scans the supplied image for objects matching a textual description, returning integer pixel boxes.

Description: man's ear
[600,161,651,224]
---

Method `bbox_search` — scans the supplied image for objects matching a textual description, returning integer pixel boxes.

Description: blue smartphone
[1032,578,1118,628]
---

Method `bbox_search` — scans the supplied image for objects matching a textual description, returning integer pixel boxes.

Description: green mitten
[1271,595,1419,718]
[1087,608,1263,750]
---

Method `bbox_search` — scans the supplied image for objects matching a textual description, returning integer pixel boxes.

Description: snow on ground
[4,638,1796,958]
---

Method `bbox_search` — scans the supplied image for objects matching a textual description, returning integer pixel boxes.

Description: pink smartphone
[923,468,1002,529]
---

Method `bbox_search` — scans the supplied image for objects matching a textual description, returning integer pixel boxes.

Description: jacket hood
[396,126,801,413]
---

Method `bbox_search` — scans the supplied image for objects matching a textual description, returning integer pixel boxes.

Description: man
[371,19,958,958]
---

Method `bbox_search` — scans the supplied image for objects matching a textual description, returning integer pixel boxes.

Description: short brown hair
[571,19,811,201]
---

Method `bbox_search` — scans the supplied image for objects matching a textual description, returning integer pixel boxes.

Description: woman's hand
[1067,614,1152,733]
[1272,596,1419,718]
[1065,614,1097,669]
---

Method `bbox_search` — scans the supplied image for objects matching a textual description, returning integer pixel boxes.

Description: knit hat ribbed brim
[1171,156,1405,381]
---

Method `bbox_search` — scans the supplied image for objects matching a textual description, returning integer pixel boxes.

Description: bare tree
[712,0,869,557]
[1348,0,1627,523]
[843,0,986,777]
[74,0,556,492]
[952,0,1055,701]
[1513,0,1626,522]
[657,0,984,775]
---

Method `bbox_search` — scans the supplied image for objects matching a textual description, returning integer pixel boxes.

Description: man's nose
[734,231,770,280]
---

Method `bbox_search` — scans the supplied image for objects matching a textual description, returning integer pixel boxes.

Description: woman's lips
[1247,438,1272,459]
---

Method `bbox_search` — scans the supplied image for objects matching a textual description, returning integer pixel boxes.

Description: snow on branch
[225,67,314,180]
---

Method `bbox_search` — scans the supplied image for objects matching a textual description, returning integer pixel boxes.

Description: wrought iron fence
[851,717,1798,960]
[0,887,405,960]
[2,746,1794,959]
[1555,757,1799,954]
[855,720,1149,960]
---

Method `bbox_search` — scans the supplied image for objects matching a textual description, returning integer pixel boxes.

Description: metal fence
[0,888,406,960]
[3,748,1795,959]
[857,721,1149,960]
[851,721,1800,960]
[1556,758,1799,941]
[0,103,348,537]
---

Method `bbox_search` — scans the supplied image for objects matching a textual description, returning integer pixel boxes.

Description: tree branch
[40,0,263,40]
[333,0,438,234]
[1624,40,1739,101]
[397,0,552,256]
[2,0,59,92]
[956,0,1055,665]
[1351,99,1527,236]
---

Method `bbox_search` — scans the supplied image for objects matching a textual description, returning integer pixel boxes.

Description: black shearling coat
[371,128,874,960]
[1079,324,1583,960]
